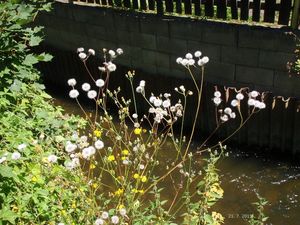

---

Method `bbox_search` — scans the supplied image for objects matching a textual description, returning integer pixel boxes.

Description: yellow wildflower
[139,190,144,194]
[133,173,139,179]
[92,183,98,189]
[141,176,147,183]
[61,210,66,216]
[118,204,125,209]
[134,128,142,135]
[31,176,37,183]
[71,201,76,209]
[115,188,124,196]
[93,130,102,137]
[107,155,115,162]
[122,149,129,155]
[132,189,138,193]
[90,164,96,169]
[121,156,126,161]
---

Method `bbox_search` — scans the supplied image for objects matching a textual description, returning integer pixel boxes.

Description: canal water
[51,93,300,225]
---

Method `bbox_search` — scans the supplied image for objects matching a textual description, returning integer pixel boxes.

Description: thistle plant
[62,47,268,225]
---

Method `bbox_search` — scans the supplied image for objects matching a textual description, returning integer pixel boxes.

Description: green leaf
[29,35,42,47]
[23,54,39,66]
[37,53,53,62]
[0,208,18,223]
[0,165,15,178]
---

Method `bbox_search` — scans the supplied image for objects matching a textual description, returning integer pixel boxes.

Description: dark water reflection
[52,95,300,225]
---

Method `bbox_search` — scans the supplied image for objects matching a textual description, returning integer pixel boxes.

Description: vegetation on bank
[0,0,268,224]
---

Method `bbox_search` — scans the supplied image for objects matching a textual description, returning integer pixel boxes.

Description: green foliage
[247,195,269,225]
[0,0,90,224]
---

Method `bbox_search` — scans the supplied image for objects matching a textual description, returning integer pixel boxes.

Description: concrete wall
[36,2,300,155]
[37,2,300,97]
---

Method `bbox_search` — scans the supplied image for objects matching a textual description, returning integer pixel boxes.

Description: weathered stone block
[187,41,221,61]
[113,13,140,32]
[236,65,274,86]
[142,49,156,65]
[205,61,236,83]
[131,33,157,50]
[201,23,236,46]
[169,20,202,41]
[156,52,170,68]
[157,36,187,54]
[259,50,293,71]
[273,71,300,97]
[239,26,296,53]
[222,46,259,66]
[140,17,169,37]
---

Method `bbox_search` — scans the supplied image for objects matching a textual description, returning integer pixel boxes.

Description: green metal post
[292,0,300,29]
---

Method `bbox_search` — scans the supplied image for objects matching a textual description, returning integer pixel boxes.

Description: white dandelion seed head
[224,107,232,115]
[111,215,119,224]
[185,53,193,59]
[98,66,106,72]
[82,147,92,159]
[231,99,239,107]
[202,56,209,64]
[77,47,84,53]
[132,113,138,119]
[213,97,222,106]
[149,96,156,103]
[67,78,77,86]
[108,50,116,57]
[17,143,27,151]
[163,93,171,98]
[162,99,171,108]
[197,59,204,66]
[170,106,176,112]
[79,52,87,60]
[220,114,229,122]
[69,89,79,99]
[87,90,97,99]
[188,59,195,66]
[107,63,117,72]
[136,86,143,93]
[230,112,236,119]
[48,154,58,163]
[254,100,261,108]
[102,211,109,219]
[88,48,95,56]
[134,122,140,128]
[236,93,244,100]
[248,98,255,106]
[179,85,185,92]
[65,143,77,153]
[11,152,21,160]
[95,140,104,150]
[250,90,259,98]
[176,57,183,64]
[116,48,123,55]
[258,102,266,109]
[149,107,155,113]
[123,159,129,165]
[119,208,126,216]
[82,83,91,92]
[153,98,162,107]
[139,164,145,170]
[139,80,146,87]
[181,58,188,66]
[96,79,105,88]
[95,218,104,225]
[194,51,202,57]
[72,158,80,167]
[214,91,221,98]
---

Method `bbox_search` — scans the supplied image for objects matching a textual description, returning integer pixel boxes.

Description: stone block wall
[36,2,300,155]
[37,2,300,97]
